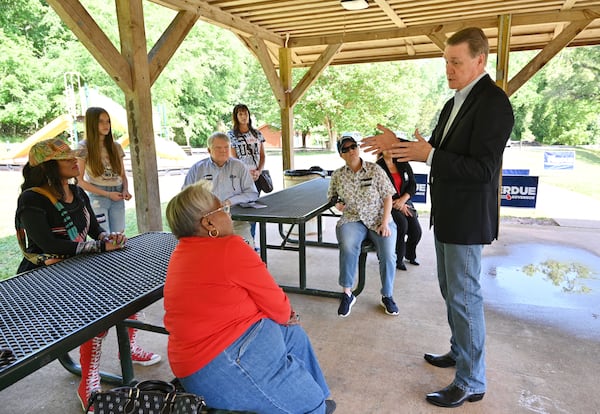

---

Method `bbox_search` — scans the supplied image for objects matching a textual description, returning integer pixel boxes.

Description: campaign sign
[503,169,530,176]
[501,175,539,208]
[544,151,575,170]
[413,173,428,203]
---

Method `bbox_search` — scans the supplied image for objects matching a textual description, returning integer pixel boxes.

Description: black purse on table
[255,170,273,193]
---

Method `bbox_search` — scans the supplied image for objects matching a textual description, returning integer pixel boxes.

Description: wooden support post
[279,47,294,172]
[117,0,162,232]
[496,14,512,91]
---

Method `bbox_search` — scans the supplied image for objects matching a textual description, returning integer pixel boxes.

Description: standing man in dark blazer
[362,27,514,408]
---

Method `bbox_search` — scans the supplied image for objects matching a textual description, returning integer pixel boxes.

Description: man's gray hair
[207,132,230,148]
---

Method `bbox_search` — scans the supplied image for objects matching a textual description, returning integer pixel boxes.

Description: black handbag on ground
[87,379,206,414]
[255,170,273,193]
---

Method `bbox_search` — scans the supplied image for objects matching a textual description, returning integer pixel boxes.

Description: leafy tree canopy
[1,0,599,146]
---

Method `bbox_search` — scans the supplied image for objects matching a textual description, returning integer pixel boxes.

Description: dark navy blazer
[428,74,514,245]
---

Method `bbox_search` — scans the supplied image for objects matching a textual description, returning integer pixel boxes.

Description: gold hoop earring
[208,228,219,238]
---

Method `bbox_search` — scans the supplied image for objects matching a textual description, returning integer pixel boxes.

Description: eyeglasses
[341,143,358,153]
[202,204,231,219]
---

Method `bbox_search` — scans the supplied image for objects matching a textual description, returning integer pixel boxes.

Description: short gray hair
[166,180,216,238]
[207,132,230,148]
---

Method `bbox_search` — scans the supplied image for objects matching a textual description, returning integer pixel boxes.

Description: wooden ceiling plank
[149,10,200,85]
[289,6,600,48]
[289,17,500,47]
[149,0,284,46]
[46,0,132,92]
[290,44,343,106]
[508,17,595,96]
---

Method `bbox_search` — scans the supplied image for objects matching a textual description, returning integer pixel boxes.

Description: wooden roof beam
[508,17,596,97]
[248,36,285,108]
[374,0,407,28]
[428,33,447,51]
[289,6,600,47]
[290,44,343,106]
[149,10,199,85]
[149,0,284,46]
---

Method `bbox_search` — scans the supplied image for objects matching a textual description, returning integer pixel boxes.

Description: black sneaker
[381,296,399,316]
[337,293,356,317]
[396,261,407,271]
[325,399,337,414]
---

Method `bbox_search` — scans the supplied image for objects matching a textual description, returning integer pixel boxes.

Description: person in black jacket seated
[376,145,422,270]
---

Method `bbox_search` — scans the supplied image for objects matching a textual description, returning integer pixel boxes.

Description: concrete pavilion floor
[1,212,599,414]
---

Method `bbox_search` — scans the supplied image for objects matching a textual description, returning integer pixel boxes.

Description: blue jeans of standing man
[337,220,397,297]
[434,238,486,394]
[180,319,330,413]
[88,184,125,233]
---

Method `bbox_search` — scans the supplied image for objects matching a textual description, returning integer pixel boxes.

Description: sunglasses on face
[202,204,231,219]
[341,143,358,153]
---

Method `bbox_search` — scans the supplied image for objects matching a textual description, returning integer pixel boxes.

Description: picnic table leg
[115,322,136,385]
[298,222,306,289]
[259,222,267,263]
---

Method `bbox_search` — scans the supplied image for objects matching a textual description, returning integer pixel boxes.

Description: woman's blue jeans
[88,184,125,233]
[336,220,397,297]
[434,238,486,394]
[180,319,330,413]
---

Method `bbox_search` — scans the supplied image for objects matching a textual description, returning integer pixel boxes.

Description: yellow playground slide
[1,114,72,162]
[1,92,186,163]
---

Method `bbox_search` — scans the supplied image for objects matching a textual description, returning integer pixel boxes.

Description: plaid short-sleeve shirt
[327,159,395,231]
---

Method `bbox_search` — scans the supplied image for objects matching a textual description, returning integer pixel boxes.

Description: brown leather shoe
[426,384,484,408]
[424,352,456,368]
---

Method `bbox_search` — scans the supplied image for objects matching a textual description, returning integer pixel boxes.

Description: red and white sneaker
[130,345,161,366]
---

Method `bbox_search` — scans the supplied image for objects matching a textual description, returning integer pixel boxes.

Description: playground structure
[1,72,186,165]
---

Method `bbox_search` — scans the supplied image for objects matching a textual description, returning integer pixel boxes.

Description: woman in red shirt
[376,146,422,271]
[164,181,335,414]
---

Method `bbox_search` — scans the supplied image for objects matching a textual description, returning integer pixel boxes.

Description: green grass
[0,204,170,281]
[504,146,600,200]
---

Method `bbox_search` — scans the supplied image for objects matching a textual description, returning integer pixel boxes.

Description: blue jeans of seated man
[434,238,486,394]
[336,220,397,297]
[180,319,330,413]
[88,184,125,233]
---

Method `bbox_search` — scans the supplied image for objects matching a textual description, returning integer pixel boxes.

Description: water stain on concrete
[482,243,600,340]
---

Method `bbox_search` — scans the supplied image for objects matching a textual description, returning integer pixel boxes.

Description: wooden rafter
[148,10,199,85]
[508,17,596,96]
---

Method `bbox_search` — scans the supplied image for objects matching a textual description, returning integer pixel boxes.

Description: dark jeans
[391,205,422,263]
